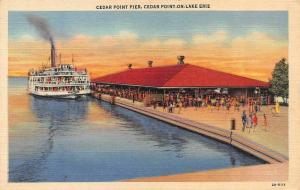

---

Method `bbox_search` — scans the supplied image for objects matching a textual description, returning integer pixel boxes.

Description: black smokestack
[26,14,56,67]
[51,39,56,67]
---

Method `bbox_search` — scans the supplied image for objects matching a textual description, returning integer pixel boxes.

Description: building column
[137,87,140,101]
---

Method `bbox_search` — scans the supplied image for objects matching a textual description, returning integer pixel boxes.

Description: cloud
[118,31,138,40]
[163,38,186,48]
[9,30,287,81]
[18,34,35,41]
[230,31,286,56]
[193,30,228,45]
[72,34,93,42]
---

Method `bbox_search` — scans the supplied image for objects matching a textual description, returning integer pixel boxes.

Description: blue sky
[9,11,288,42]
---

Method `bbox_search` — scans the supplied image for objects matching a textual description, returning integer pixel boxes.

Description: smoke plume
[26,14,54,45]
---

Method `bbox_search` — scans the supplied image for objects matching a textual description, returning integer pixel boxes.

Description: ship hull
[30,93,79,99]
[29,90,90,99]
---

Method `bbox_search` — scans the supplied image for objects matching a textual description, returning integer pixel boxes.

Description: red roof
[92,64,269,88]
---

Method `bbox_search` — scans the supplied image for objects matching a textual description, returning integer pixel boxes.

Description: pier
[92,92,288,181]
[93,93,287,163]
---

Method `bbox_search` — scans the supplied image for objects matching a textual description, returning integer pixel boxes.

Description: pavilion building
[91,58,270,105]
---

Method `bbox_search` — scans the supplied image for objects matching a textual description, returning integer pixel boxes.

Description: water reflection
[100,102,187,154]
[10,96,89,182]
[99,101,256,162]
[31,97,88,124]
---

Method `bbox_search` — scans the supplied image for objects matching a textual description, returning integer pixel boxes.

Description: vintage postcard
[0,0,300,189]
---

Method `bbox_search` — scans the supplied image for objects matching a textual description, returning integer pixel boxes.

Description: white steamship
[27,43,90,99]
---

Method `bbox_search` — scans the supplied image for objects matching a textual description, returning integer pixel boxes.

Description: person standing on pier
[197,96,202,109]
[252,113,258,132]
[248,112,253,133]
[263,113,268,131]
[242,110,247,132]
[171,102,175,113]
[163,101,167,112]
[178,100,183,114]
[168,102,172,113]
[254,100,259,113]
[248,98,252,113]
[275,101,280,114]
[132,93,135,103]
[226,101,230,112]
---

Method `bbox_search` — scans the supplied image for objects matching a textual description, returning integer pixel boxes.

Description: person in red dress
[252,113,258,132]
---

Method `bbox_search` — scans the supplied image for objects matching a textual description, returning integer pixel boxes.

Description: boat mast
[72,54,75,68]
[59,53,62,65]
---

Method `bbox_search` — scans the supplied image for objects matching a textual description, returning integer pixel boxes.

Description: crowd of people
[93,86,276,133]
[94,86,269,109]
[94,86,150,102]
[160,93,263,113]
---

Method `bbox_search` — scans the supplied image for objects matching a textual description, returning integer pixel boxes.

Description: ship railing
[31,81,90,85]
[29,72,87,76]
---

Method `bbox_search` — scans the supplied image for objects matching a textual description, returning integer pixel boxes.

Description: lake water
[9,77,265,182]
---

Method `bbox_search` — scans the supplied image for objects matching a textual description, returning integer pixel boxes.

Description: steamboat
[27,42,90,99]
